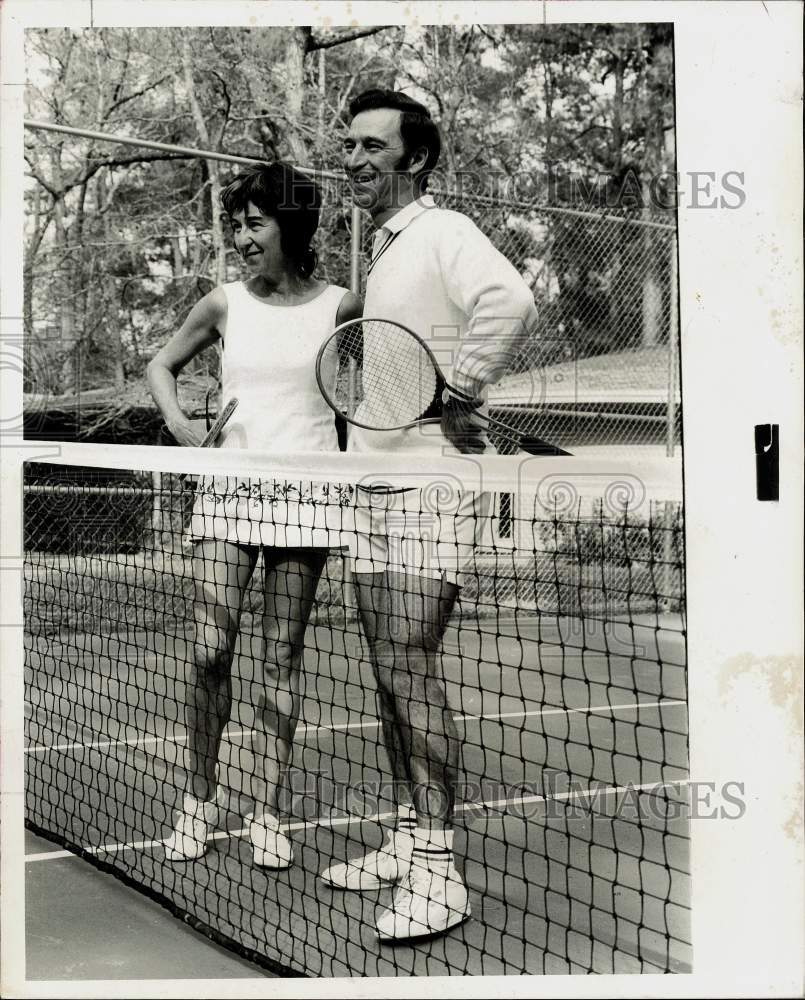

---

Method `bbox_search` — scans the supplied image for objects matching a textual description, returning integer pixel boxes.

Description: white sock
[412,826,454,875]
[182,793,216,819]
[396,804,417,835]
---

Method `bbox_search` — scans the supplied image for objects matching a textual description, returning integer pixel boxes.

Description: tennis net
[23,445,689,977]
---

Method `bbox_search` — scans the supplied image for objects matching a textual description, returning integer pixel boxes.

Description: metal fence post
[666,232,679,458]
[343,203,363,620]
[662,232,680,609]
[349,203,363,294]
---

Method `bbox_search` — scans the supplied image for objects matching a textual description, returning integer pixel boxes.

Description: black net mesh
[24,454,689,976]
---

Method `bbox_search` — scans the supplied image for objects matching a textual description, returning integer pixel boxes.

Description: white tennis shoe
[320,831,414,890]
[375,861,471,942]
[247,812,294,869]
[164,786,226,861]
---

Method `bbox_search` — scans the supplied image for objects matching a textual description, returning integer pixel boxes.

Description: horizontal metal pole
[24,119,676,231]
[434,187,676,231]
[23,119,345,181]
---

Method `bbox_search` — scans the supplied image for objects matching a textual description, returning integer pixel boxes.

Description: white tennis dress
[189,280,351,548]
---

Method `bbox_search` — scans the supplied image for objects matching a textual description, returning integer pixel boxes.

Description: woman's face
[229,202,285,276]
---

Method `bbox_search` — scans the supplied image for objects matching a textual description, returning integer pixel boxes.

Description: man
[319,89,538,941]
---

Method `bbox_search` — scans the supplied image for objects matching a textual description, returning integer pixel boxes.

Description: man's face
[343,108,415,216]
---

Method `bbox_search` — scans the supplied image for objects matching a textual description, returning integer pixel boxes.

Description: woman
[147,162,362,868]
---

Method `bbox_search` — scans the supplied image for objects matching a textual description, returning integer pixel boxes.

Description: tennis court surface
[23,447,690,977]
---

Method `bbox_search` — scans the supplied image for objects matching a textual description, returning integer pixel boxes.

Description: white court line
[24,699,687,756]
[25,778,690,863]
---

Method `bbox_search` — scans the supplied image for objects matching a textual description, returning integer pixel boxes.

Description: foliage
[23,23,676,411]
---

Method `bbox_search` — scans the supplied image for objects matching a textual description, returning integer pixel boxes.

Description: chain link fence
[416,188,680,454]
[24,124,680,453]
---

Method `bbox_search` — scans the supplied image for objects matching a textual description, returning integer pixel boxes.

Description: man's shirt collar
[378,194,436,236]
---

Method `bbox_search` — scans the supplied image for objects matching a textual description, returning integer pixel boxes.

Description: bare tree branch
[24,154,60,199]
[209,70,233,146]
[104,74,174,120]
[27,151,192,201]
[309,26,389,52]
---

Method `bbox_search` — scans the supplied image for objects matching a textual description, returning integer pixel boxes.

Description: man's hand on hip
[440,392,486,454]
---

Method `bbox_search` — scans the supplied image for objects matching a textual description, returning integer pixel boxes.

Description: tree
[24,23,676,409]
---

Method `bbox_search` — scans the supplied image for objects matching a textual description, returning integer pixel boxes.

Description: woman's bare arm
[147,287,226,447]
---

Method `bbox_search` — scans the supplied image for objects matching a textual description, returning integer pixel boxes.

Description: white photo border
[1,2,802,997]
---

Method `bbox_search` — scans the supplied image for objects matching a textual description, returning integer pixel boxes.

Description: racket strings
[331,320,439,430]
[318,319,571,456]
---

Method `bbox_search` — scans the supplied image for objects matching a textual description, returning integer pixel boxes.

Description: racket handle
[199,397,239,448]
[442,388,569,455]
[179,397,239,483]
[476,409,571,456]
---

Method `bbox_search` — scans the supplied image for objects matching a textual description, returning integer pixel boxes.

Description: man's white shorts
[347,485,492,586]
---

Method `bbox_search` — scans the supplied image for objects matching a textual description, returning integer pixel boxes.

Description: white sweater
[349,195,538,456]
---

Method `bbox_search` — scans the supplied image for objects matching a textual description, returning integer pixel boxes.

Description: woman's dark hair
[348,88,441,189]
[220,162,321,278]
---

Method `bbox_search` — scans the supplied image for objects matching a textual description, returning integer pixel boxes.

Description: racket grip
[178,397,239,483]
[199,397,239,448]
[475,409,571,456]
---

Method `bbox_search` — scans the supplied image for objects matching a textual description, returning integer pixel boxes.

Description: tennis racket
[177,396,239,483]
[198,396,239,448]
[315,318,570,456]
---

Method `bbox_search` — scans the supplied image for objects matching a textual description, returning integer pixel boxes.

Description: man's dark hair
[348,88,441,189]
[220,162,321,278]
